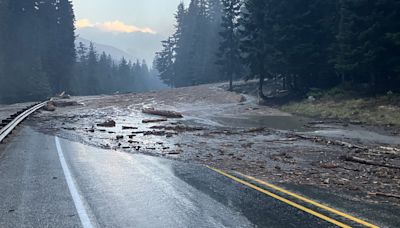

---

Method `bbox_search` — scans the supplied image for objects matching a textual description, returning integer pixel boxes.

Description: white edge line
[55,136,94,228]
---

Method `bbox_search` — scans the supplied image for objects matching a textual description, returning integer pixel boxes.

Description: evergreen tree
[6,0,51,102]
[155,0,224,87]
[217,0,242,91]
[155,38,176,86]
[86,42,99,95]
[239,0,276,99]
[336,0,400,92]
[55,0,76,92]
[273,0,338,91]
[39,0,75,94]
[0,0,9,102]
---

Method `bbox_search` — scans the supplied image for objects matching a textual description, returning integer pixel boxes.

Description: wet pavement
[0,127,359,228]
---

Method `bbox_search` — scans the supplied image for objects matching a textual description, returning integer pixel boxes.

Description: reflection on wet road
[0,127,382,227]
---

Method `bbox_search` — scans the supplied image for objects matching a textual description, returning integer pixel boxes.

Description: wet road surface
[0,127,382,228]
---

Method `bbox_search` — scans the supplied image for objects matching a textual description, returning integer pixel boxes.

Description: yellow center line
[208,166,364,228]
[236,172,379,228]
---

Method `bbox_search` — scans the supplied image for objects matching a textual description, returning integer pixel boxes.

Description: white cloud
[76,18,94,28]
[75,19,156,34]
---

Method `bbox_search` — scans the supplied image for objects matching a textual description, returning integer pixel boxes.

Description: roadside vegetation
[282,88,400,127]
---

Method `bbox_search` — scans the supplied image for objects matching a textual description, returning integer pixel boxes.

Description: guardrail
[0,101,47,143]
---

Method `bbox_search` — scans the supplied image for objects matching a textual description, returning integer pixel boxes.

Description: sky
[72,0,189,36]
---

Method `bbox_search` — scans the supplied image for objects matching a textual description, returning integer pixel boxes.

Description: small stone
[116,135,124,140]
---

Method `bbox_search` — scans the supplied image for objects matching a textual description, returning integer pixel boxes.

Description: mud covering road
[15,83,400,215]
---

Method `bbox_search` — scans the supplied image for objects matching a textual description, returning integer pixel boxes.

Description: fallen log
[264,138,298,143]
[368,192,400,199]
[142,118,168,123]
[150,125,203,131]
[122,126,138,130]
[142,108,183,118]
[97,119,116,128]
[243,127,266,133]
[341,155,400,169]
[291,134,367,150]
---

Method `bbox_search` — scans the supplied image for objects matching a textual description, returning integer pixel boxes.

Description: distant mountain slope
[75,37,135,62]
[76,28,164,64]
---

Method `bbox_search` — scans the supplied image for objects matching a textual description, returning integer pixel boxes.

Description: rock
[320,163,339,169]
[52,100,79,107]
[308,96,316,102]
[43,102,56,112]
[116,135,124,140]
[238,95,247,103]
[97,119,116,128]
[323,178,330,184]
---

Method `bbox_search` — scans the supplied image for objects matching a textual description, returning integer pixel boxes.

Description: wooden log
[142,118,168,123]
[142,108,183,118]
[342,155,400,169]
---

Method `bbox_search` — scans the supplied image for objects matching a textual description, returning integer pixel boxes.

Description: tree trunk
[258,75,267,100]
[370,73,376,94]
[283,75,287,90]
[228,72,233,92]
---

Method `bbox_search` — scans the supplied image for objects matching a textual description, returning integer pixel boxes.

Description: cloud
[75,19,156,34]
[76,19,94,28]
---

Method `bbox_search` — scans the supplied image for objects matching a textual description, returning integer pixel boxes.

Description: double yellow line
[208,167,380,228]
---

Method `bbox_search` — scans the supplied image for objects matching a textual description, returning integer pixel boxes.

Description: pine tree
[0,0,9,102]
[239,0,276,99]
[217,0,242,91]
[336,0,400,92]
[155,0,225,87]
[6,0,51,102]
[117,57,131,92]
[38,0,75,94]
[272,0,338,91]
[155,38,176,86]
[86,42,99,95]
[54,0,76,93]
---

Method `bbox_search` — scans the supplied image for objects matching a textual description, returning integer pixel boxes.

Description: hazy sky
[72,0,189,36]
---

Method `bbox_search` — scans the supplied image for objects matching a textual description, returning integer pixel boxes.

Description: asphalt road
[0,127,382,228]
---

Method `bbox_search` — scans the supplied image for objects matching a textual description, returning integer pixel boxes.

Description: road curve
[0,127,375,227]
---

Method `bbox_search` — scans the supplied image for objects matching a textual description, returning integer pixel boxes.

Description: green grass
[282,92,400,126]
